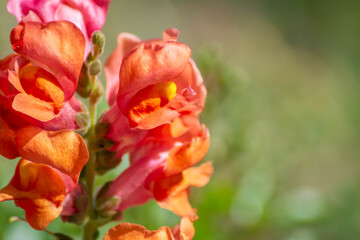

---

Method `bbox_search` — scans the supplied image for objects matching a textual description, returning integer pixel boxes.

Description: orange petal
[15,126,88,183]
[149,114,202,140]
[182,162,213,188]
[118,42,191,96]
[125,99,181,129]
[0,159,66,230]
[12,93,58,122]
[104,223,175,240]
[18,64,65,113]
[179,217,195,240]
[157,190,196,218]
[155,163,213,218]
[16,197,63,230]
[154,162,213,201]
[153,173,183,200]
[167,117,190,138]
[149,116,189,139]
[8,70,25,92]
[171,217,195,240]
[165,131,210,176]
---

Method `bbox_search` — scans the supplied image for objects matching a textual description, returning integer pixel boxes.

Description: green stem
[83,75,98,240]
[83,221,97,240]
[85,148,95,218]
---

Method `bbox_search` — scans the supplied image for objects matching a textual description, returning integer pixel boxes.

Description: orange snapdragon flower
[105,115,212,219]
[102,29,207,161]
[0,159,68,230]
[0,21,85,122]
[104,217,195,240]
[0,96,88,230]
[105,28,206,130]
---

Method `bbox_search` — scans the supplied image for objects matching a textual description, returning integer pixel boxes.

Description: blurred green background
[1,0,360,239]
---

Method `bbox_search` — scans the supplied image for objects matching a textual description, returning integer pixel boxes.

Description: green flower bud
[75,112,90,129]
[90,78,104,105]
[95,150,122,174]
[88,138,114,152]
[92,31,105,57]
[76,64,91,98]
[95,182,121,218]
[89,60,102,76]
[98,196,120,213]
[92,31,105,49]
[75,112,90,136]
[98,210,123,220]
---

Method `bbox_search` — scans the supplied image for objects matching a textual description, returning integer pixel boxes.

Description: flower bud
[75,112,90,136]
[61,182,88,226]
[75,112,90,129]
[96,181,112,201]
[89,60,102,76]
[96,182,121,219]
[92,31,105,57]
[90,78,104,105]
[92,31,105,49]
[88,138,114,152]
[96,150,122,174]
[98,210,122,221]
[97,196,120,213]
[76,64,91,98]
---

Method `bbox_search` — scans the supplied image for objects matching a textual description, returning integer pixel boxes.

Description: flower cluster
[0,1,211,239]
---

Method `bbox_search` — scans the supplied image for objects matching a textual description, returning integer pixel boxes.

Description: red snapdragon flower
[7,0,111,55]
